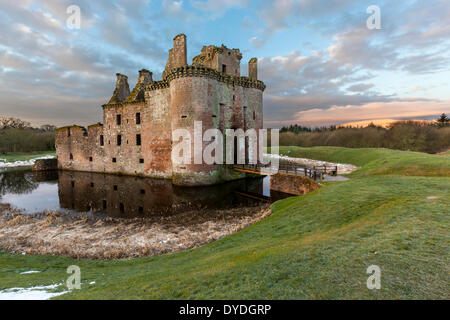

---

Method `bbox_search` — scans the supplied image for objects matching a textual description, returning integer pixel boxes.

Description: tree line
[278,114,450,154]
[0,116,56,153]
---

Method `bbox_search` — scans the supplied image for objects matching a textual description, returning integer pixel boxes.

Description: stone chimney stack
[138,69,153,84]
[108,73,130,104]
[249,58,258,80]
[125,69,153,102]
[172,34,187,68]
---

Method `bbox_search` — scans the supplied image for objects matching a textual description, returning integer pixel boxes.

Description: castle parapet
[162,65,266,91]
[147,80,170,91]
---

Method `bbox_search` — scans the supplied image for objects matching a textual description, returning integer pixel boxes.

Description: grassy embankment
[0,147,449,299]
[0,151,56,163]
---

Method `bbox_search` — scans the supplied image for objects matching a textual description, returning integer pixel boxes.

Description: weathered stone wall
[144,87,172,178]
[163,34,187,78]
[108,74,130,104]
[248,58,258,80]
[270,173,320,196]
[32,158,58,171]
[193,45,242,76]
[102,102,146,176]
[170,76,222,186]
[56,126,92,171]
[172,34,187,68]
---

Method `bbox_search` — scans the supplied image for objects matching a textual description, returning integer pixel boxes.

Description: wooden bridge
[233,162,338,181]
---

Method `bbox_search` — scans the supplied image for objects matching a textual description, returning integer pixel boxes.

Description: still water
[0,168,290,218]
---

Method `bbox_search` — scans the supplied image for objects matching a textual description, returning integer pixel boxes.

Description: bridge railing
[233,162,338,180]
[313,165,338,176]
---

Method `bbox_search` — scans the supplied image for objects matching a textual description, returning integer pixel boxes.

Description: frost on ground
[0,203,271,259]
[20,271,41,275]
[264,153,359,175]
[0,283,68,300]
[0,155,55,169]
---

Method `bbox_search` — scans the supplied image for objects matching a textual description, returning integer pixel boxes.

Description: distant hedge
[278,121,450,154]
[0,128,55,153]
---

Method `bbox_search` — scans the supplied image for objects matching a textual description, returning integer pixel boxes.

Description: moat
[0,167,290,218]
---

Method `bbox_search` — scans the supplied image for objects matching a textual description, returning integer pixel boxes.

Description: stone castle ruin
[55,34,266,186]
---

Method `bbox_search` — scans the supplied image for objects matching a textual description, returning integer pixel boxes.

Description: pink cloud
[267,100,450,127]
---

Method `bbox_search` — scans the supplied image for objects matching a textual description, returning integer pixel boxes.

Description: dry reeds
[0,205,271,260]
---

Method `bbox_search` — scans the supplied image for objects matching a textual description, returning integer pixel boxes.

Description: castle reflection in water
[1,169,290,218]
[57,171,268,218]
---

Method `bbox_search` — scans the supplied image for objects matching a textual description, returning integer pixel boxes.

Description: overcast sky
[0,0,449,128]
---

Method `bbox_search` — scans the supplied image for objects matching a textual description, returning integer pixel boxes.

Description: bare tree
[0,116,31,129]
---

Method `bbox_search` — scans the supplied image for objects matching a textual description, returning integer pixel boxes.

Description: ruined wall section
[144,82,172,178]
[56,126,98,172]
[163,34,187,79]
[248,58,258,80]
[193,45,242,76]
[126,69,153,103]
[108,74,130,104]
[55,126,76,170]
[102,102,146,176]
[87,124,105,172]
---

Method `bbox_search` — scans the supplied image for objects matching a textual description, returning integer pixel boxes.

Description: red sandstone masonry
[270,173,320,196]
[55,34,265,186]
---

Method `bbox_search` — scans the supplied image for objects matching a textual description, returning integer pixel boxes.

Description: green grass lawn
[0,147,449,299]
[0,151,56,163]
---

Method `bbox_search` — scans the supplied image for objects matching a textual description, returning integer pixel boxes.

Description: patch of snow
[0,283,68,300]
[20,271,41,275]
[0,155,55,169]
